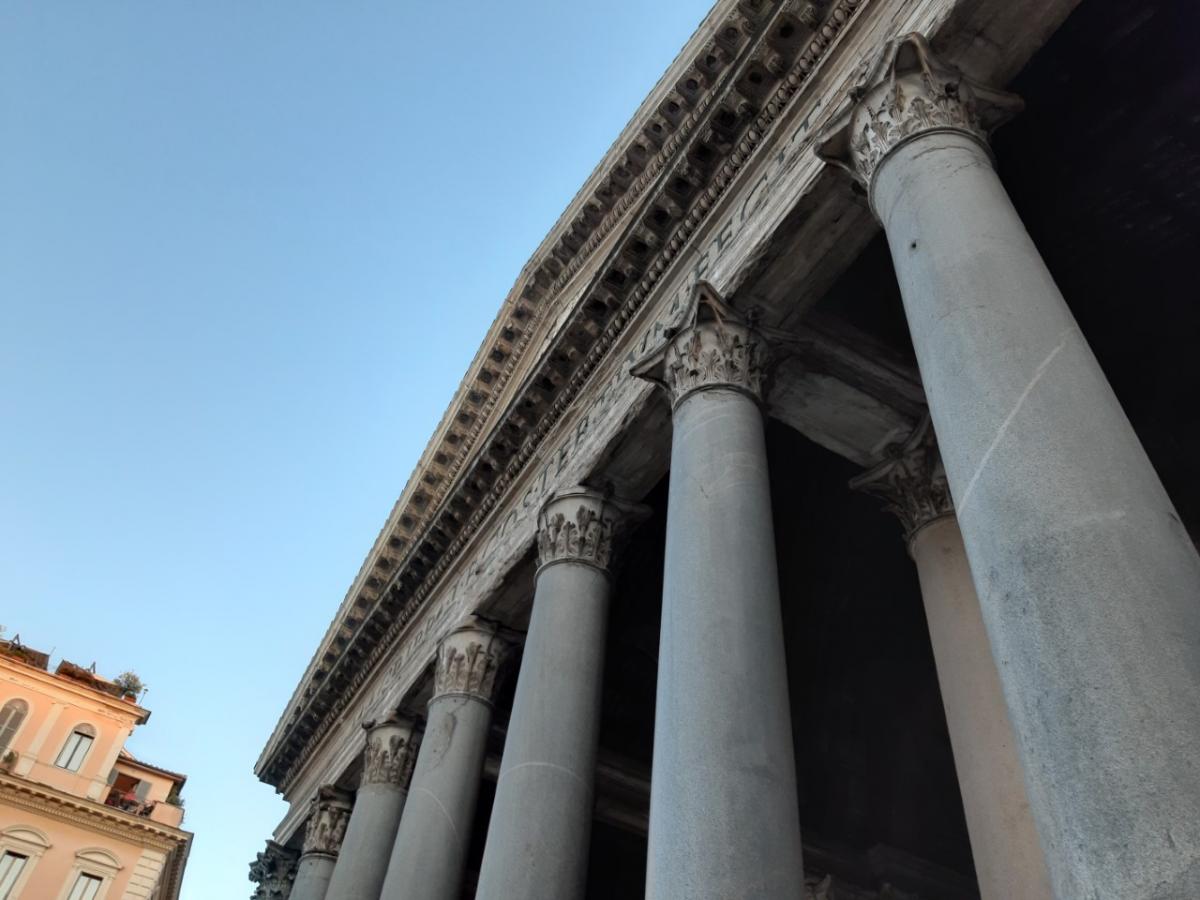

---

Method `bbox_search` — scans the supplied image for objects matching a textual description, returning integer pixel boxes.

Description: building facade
[253,0,1200,897]
[0,639,191,899]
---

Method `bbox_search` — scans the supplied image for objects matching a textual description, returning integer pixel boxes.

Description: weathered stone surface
[636,286,804,899]
[823,31,1200,899]
[249,840,297,900]
[260,0,1087,858]
[323,716,418,900]
[378,625,513,900]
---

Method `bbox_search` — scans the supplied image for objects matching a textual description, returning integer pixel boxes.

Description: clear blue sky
[0,2,712,897]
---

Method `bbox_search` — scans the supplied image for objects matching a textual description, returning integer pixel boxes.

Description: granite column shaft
[475,488,644,900]
[378,622,510,900]
[633,287,804,900]
[821,33,1200,896]
[324,715,419,900]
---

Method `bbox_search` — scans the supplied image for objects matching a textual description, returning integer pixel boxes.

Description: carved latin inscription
[361,714,419,788]
[816,32,1023,195]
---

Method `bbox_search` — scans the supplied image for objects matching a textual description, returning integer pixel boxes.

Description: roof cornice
[258,0,867,790]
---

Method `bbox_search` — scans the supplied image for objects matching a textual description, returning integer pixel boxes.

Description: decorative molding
[0,773,184,853]
[361,714,419,788]
[536,488,648,573]
[632,281,769,406]
[249,840,297,900]
[260,0,871,792]
[848,415,951,543]
[300,786,353,858]
[433,623,512,704]
[815,32,1022,200]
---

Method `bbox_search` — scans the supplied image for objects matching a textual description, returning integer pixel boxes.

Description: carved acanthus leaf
[536,488,646,572]
[849,415,951,541]
[433,624,511,703]
[361,715,419,788]
[631,282,769,405]
[301,786,353,858]
[249,840,297,900]
[816,32,1023,194]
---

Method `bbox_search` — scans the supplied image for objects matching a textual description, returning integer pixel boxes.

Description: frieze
[260,0,870,792]
[249,840,297,900]
[815,32,1022,203]
[848,415,951,542]
[361,715,419,788]
[301,786,353,858]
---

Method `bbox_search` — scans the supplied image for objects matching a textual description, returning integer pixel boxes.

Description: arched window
[54,724,96,772]
[0,701,27,755]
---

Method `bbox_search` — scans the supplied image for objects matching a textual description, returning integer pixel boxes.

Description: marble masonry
[251,0,1200,897]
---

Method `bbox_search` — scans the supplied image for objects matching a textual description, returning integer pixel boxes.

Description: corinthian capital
[536,487,649,574]
[433,621,512,704]
[816,33,1022,199]
[849,415,953,543]
[300,786,353,858]
[631,281,769,407]
[248,840,297,900]
[361,713,419,789]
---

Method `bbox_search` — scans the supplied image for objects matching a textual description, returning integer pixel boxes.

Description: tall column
[249,840,298,900]
[818,33,1200,897]
[324,714,420,900]
[632,284,804,899]
[379,621,511,900]
[475,488,646,900]
[851,419,1052,900]
[290,787,353,900]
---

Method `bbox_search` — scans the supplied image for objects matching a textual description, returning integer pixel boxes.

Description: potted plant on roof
[113,671,144,702]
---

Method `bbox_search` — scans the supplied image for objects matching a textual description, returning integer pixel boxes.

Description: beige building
[0,638,191,899]
[252,0,1200,898]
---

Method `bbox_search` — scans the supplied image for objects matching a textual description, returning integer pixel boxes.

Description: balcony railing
[104,789,156,817]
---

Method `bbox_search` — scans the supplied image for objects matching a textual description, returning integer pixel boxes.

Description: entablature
[258,0,1081,797]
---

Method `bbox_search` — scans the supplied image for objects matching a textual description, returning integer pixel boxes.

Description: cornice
[259,0,868,791]
[0,657,149,726]
[0,773,189,852]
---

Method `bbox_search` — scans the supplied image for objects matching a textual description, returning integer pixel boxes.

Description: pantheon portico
[251,0,1200,897]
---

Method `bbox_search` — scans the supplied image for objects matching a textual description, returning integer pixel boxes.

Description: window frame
[54,849,120,900]
[0,826,51,900]
[0,851,28,900]
[0,699,29,757]
[54,724,97,773]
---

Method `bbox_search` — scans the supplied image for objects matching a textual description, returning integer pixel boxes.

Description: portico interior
[252,0,1200,896]
[443,0,1200,894]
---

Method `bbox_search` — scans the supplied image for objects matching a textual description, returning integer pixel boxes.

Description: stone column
[818,33,1200,897]
[379,621,511,900]
[249,840,298,900]
[290,787,353,900]
[324,714,420,900]
[851,419,1052,900]
[475,488,646,900]
[632,284,804,899]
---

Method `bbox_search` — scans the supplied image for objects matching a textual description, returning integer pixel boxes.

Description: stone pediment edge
[253,0,741,777]
[257,0,870,791]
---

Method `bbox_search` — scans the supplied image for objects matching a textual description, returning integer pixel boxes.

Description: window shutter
[0,700,28,755]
